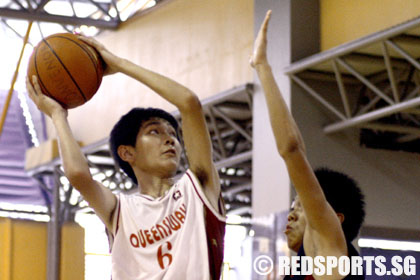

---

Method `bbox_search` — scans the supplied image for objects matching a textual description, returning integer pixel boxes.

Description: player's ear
[337,213,345,224]
[118,145,135,163]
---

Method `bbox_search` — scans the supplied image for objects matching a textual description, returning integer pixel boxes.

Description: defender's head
[285,168,365,252]
[315,168,365,241]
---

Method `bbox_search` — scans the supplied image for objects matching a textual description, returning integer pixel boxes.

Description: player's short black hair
[110,107,179,185]
[314,168,365,241]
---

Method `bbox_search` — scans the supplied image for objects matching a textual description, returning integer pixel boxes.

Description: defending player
[26,36,225,279]
[250,11,365,279]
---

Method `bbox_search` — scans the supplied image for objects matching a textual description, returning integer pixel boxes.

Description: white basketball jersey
[109,170,226,280]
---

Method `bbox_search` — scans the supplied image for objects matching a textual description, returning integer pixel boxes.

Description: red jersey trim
[185,170,226,222]
[204,204,226,280]
[185,170,226,280]
[115,199,121,236]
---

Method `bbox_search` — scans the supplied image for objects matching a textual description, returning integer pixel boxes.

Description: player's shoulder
[118,192,146,206]
[176,169,204,190]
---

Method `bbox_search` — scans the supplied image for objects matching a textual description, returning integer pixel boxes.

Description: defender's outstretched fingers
[256,10,271,46]
[261,10,272,36]
[251,10,272,68]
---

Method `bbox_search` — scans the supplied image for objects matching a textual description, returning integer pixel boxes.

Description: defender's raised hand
[250,10,271,68]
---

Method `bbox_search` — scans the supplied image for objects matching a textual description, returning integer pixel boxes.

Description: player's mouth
[163,148,177,156]
[284,224,293,234]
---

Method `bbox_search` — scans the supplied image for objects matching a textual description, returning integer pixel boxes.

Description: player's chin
[286,235,302,253]
[159,160,179,175]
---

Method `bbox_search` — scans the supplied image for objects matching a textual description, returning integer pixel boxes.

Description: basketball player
[250,11,365,279]
[26,36,225,279]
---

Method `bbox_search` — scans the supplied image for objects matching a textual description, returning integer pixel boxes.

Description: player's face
[133,118,181,177]
[285,196,306,252]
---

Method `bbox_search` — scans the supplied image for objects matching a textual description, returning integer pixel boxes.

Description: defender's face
[134,117,181,177]
[285,196,307,252]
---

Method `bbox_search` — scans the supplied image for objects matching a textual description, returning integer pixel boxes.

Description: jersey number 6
[157,241,173,270]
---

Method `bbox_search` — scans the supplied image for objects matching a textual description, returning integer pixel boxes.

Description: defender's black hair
[314,168,366,241]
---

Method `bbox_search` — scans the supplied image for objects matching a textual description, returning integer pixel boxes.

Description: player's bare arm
[80,36,221,210]
[26,76,117,231]
[251,11,346,262]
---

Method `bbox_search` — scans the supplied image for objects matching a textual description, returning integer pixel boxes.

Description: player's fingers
[259,10,271,40]
[261,10,271,37]
[256,11,270,43]
[79,36,103,50]
[78,35,91,44]
[249,55,255,67]
[25,76,32,90]
[26,78,39,105]
[264,10,272,27]
[26,77,36,97]
[31,75,43,95]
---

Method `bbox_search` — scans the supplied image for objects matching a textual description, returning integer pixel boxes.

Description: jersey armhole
[112,196,121,236]
[186,170,226,222]
[107,195,121,252]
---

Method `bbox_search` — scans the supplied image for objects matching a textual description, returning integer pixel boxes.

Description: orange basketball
[27,33,104,109]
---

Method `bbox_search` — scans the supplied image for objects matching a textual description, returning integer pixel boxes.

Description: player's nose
[164,134,175,146]
[287,211,297,222]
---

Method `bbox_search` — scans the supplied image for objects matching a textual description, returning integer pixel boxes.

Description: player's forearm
[117,59,198,112]
[255,62,306,156]
[256,62,335,230]
[51,112,92,186]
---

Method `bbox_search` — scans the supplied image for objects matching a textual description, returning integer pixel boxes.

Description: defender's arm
[251,11,346,262]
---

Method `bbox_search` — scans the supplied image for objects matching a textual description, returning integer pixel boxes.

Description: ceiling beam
[323,96,420,134]
[0,7,119,29]
[284,14,420,75]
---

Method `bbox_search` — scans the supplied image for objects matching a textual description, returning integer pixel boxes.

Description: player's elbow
[181,92,202,113]
[277,137,305,158]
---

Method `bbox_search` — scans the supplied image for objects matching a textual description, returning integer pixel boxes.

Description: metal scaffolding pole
[283,14,420,75]
[47,172,61,280]
[323,96,420,133]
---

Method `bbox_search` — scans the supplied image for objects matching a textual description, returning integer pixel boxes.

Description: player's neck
[136,172,174,198]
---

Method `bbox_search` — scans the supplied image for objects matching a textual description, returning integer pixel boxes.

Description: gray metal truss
[0,0,164,36]
[284,15,420,143]
[26,83,254,221]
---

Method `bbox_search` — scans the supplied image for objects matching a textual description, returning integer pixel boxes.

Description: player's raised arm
[80,36,221,210]
[250,11,346,254]
[26,76,117,231]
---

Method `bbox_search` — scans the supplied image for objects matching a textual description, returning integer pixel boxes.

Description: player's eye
[149,129,159,134]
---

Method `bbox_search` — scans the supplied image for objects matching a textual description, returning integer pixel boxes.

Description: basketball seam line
[43,37,88,102]
[33,46,55,100]
[54,35,101,87]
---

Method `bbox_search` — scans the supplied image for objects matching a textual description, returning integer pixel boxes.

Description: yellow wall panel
[321,0,420,50]
[0,218,47,280]
[52,0,254,144]
[11,220,47,280]
[0,218,12,280]
[0,219,84,280]
[60,223,85,280]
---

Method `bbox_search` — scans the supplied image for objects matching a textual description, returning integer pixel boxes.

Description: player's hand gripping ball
[27,33,104,109]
